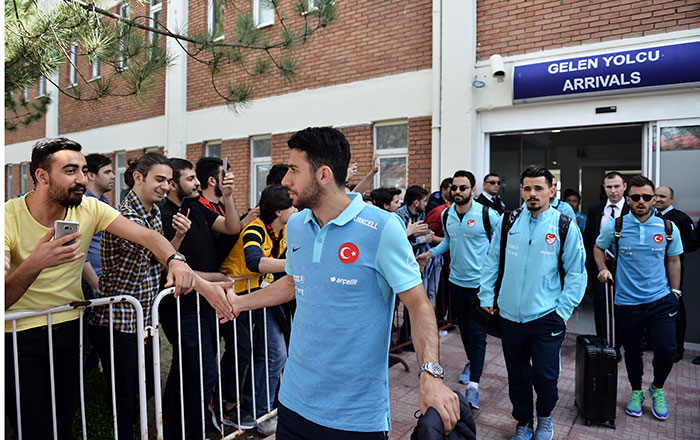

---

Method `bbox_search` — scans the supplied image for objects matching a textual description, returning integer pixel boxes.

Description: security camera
[489,54,506,81]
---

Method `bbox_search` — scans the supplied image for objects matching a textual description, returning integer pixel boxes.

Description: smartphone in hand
[179,197,194,216]
[54,220,79,246]
[222,157,229,179]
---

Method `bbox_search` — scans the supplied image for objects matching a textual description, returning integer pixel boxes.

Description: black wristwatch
[166,252,187,266]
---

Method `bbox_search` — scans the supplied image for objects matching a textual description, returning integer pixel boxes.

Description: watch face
[431,364,444,376]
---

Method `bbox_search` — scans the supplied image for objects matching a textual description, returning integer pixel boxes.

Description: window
[69,43,78,85]
[115,152,127,205]
[307,0,333,11]
[149,0,162,47]
[253,0,274,28]
[6,165,13,199]
[36,76,46,97]
[118,4,130,69]
[23,87,28,101]
[208,0,225,40]
[250,137,271,207]
[92,59,100,79]
[205,141,222,158]
[374,123,408,191]
[20,163,29,194]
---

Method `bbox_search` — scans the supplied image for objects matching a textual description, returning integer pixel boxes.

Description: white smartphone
[54,220,79,245]
[222,157,229,177]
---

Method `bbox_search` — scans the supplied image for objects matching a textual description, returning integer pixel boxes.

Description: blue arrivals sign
[513,41,700,102]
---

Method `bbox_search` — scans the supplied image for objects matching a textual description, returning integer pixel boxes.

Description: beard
[49,184,85,208]
[178,185,199,200]
[526,198,542,212]
[453,194,471,206]
[214,184,222,198]
[292,178,322,210]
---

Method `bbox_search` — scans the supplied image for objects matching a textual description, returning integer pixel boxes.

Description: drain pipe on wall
[431,0,442,191]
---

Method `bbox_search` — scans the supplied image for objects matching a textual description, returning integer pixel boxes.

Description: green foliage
[5,0,337,130]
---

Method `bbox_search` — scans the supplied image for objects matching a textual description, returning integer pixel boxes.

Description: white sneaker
[256,415,277,436]
[439,330,448,337]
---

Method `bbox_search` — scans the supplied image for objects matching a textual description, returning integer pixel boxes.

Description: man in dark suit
[583,171,629,344]
[475,173,505,214]
[655,185,699,363]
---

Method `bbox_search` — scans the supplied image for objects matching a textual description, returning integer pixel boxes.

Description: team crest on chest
[653,234,663,244]
[467,219,476,228]
[338,242,359,264]
[545,233,557,245]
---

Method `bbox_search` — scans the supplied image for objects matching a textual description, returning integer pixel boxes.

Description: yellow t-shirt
[5,193,120,332]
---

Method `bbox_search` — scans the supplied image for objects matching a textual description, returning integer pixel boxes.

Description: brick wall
[5,83,47,144]
[186,0,433,111]
[477,0,700,59]
[57,1,167,134]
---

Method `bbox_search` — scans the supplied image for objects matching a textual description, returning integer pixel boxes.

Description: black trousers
[675,296,686,355]
[277,403,387,440]
[90,325,155,440]
[220,310,254,410]
[5,319,80,440]
[451,284,487,383]
[616,293,678,390]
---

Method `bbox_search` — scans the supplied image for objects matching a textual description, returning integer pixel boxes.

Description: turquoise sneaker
[626,390,644,417]
[465,386,479,409]
[534,414,553,440]
[510,425,533,440]
[458,362,470,384]
[648,384,669,420]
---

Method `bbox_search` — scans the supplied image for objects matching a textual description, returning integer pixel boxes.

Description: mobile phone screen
[179,197,194,215]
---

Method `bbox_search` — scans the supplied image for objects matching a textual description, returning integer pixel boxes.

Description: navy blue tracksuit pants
[616,292,678,391]
[451,283,487,383]
[500,311,566,428]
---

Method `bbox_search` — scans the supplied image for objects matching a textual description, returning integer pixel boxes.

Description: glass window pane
[206,143,222,158]
[116,152,126,168]
[660,124,700,223]
[376,124,407,150]
[253,138,271,158]
[378,156,407,189]
[257,0,274,25]
[254,163,271,204]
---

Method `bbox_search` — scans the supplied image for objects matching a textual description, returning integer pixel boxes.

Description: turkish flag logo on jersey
[653,234,664,244]
[467,220,476,228]
[545,234,557,245]
[338,242,359,264]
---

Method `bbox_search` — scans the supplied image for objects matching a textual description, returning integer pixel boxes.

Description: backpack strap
[558,213,571,289]
[494,207,523,304]
[441,207,449,236]
[664,219,673,255]
[614,216,623,261]
[483,205,492,242]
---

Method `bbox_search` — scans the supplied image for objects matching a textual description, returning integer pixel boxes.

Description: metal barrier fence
[151,276,278,440]
[5,295,149,440]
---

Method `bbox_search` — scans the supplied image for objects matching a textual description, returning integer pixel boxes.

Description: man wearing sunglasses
[594,176,683,422]
[476,173,506,214]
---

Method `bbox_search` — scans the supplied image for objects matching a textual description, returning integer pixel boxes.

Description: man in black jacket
[655,185,699,362]
[426,177,453,215]
[582,171,629,342]
[474,173,505,214]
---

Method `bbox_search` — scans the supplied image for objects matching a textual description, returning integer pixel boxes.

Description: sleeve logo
[653,234,664,244]
[338,242,359,264]
[467,219,476,228]
[545,233,557,245]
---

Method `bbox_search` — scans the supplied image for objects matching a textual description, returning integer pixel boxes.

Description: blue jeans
[242,308,288,417]
[160,305,218,439]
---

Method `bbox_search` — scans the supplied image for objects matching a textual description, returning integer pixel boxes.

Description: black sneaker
[208,402,257,430]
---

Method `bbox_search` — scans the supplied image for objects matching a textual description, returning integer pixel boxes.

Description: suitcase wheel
[609,420,616,429]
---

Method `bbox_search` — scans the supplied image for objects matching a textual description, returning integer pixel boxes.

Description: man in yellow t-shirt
[4,138,232,440]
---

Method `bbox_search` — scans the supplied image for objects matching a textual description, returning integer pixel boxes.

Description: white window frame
[208,0,225,41]
[6,165,13,199]
[23,87,29,101]
[205,141,222,158]
[36,76,46,97]
[118,3,130,69]
[20,163,29,194]
[373,122,409,191]
[115,151,127,206]
[91,58,100,80]
[149,0,163,46]
[253,0,274,28]
[250,136,272,208]
[69,43,78,86]
[307,0,334,11]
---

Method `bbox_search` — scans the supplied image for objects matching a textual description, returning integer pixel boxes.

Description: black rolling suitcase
[575,281,617,428]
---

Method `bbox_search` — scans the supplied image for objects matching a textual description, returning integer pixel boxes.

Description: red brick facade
[477,0,700,59]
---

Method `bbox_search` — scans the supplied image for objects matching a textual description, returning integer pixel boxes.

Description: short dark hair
[604,171,625,183]
[85,154,112,174]
[439,177,453,190]
[259,184,293,224]
[627,175,655,192]
[125,153,171,189]
[266,163,289,186]
[169,158,194,186]
[195,157,223,190]
[370,187,401,209]
[520,166,554,187]
[287,127,351,187]
[404,185,429,207]
[483,173,500,183]
[452,170,476,188]
[562,188,580,201]
[30,137,83,184]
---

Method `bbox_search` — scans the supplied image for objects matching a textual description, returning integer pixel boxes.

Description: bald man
[655,186,699,363]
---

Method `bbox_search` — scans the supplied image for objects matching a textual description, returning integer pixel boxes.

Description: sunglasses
[629,194,654,202]
[451,185,471,192]
[485,180,501,185]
